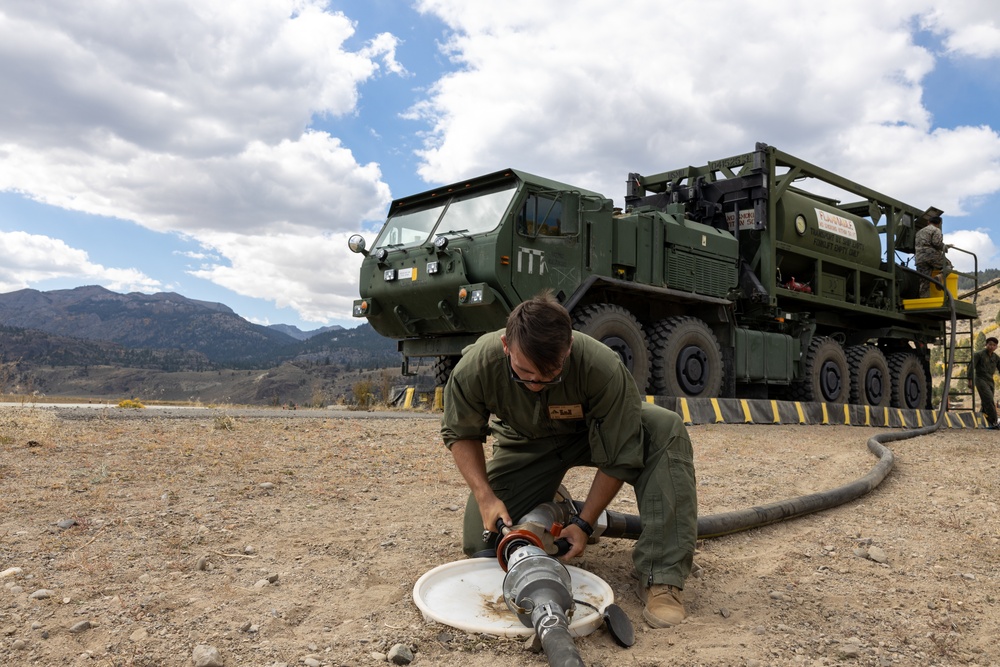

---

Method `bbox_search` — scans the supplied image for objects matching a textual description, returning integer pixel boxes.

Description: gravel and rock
[0,405,998,666]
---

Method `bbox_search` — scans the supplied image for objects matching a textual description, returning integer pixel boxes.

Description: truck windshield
[375,183,517,249]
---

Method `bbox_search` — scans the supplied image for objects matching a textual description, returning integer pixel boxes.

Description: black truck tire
[572,304,650,392]
[646,316,723,398]
[433,355,459,387]
[888,351,928,409]
[846,345,891,407]
[790,337,848,403]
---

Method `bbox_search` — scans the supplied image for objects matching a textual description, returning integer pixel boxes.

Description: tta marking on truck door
[517,247,547,275]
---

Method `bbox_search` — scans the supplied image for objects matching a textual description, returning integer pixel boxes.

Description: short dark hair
[929,215,942,225]
[987,336,998,345]
[505,291,573,375]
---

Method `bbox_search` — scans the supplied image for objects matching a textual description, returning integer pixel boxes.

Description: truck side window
[518,193,564,237]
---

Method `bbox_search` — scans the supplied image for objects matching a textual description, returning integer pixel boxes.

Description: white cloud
[838,125,1000,216]
[412,1,1000,222]
[0,231,161,293]
[175,250,215,261]
[1,131,390,235]
[0,0,397,151]
[0,0,397,235]
[0,0,401,322]
[946,229,999,273]
[187,230,365,324]
[363,32,408,76]
[921,3,1000,58]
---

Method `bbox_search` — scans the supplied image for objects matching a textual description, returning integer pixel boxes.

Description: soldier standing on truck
[441,291,698,628]
[967,336,999,429]
[915,215,951,298]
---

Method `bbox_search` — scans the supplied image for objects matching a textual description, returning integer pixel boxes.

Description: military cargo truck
[348,143,977,408]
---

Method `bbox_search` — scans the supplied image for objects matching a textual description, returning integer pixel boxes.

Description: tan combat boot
[637,584,686,628]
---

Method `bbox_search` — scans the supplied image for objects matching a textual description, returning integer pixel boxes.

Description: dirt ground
[1,405,998,667]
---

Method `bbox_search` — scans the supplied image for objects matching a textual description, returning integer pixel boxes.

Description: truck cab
[348,169,609,380]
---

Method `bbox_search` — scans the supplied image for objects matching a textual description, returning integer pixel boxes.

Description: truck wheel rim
[602,336,635,371]
[865,367,884,405]
[677,345,708,394]
[903,373,921,408]
[820,360,842,401]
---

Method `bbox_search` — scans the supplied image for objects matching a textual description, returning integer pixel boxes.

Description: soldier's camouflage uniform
[914,223,948,298]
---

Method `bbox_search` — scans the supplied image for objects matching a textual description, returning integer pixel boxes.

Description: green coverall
[968,348,999,426]
[441,330,697,590]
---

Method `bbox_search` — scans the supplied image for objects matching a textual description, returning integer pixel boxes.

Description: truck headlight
[459,284,492,304]
[352,299,375,317]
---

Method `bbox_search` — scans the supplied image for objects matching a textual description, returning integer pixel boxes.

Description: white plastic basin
[412,558,614,637]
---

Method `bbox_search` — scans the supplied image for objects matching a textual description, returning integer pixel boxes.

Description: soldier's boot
[637,583,686,628]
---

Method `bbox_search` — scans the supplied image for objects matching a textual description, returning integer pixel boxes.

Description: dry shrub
[308,382,328,408]
[214,415,236,431]
[352,379,374,409]
[378,369,395,404]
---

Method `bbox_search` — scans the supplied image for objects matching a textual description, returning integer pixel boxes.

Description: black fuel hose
[536,614,585,667]
[696,272,957,538]
[576,272,958,541]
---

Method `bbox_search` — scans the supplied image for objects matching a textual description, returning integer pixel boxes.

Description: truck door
[509,190,581,302]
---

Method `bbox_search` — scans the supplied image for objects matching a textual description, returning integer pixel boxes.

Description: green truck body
[349,143,977,408]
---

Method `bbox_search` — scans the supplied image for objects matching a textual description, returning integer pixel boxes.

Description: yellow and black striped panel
[647,396,982,429]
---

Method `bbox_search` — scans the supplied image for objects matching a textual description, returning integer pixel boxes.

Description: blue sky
[2,1,999,331]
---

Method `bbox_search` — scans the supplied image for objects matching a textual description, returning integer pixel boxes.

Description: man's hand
[449,439,512,539]
[478,493,512,536]
[557,469,625,562]
[559,523,589,561]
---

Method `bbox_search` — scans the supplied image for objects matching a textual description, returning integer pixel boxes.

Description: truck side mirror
[348,234,368,256]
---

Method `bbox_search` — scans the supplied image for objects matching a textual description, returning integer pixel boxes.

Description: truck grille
[667,249,735,298]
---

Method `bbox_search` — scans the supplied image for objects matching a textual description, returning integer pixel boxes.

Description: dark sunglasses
[507,354,564,386]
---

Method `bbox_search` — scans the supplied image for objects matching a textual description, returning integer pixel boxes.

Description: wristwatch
[566,515,594,537]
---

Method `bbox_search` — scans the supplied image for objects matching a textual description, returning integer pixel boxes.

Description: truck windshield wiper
[435,229,472,238]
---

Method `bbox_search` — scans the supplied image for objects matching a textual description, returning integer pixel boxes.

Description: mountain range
[2,278,999,405]
[0,285,394,371]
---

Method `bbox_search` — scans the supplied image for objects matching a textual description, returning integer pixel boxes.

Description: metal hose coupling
[502,545,584,666]
[501,544,574,627]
